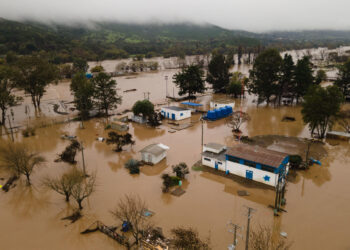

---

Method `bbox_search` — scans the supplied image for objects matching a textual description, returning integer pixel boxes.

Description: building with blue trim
[202,143,289,187]
[161,106,191,120]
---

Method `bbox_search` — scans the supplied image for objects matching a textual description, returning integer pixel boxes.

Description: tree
[0,66,22,125]
[43,168,84,202]
[302,85,343,138]
[111,194,151,245]
[0,142,45,185]
[14,55,58,108]
[206,53,231,93]
[124,159,141,174]
[248,49,282,105]
[71,171,96,209]
[226,72,246,98]
[106,132,135,152]
[132,100,155,118]
[172,162,189,179]
[227,111,251,133]
[335,59,350,97]
[73,58,89,73]
[294,56,314,103]
[249,225,291,250]
[315,69,327,85]
[92,72,121,116]
[173,65,205,99]
[71,72,94,120]
[58,140,81,164]
[90,65,104,73]
[170,227,210,250]
[278,54,295,105]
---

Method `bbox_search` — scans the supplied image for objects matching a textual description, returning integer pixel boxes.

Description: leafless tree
[170,226,210,250]
[227,111,251,133]
[338,111,350,133]
[111,194,151,245]
[249,225,291,250]
[70,171,96,209]
[0,142,45,185]
[43,168,84,202]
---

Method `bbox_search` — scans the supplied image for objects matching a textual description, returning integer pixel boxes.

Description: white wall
[210,102,235,110]
[225,161,278,187]
[142,151,167,164]
[202,156,225,171]
[161,108,191,120]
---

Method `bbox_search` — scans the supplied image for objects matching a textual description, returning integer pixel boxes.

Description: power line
[244,206,256,250]
[227,221,242,249]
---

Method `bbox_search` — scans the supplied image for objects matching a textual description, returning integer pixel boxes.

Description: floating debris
[171,187,186,197]
[280,231,288,238]
[237,190,250,196]
[282,116,296,122]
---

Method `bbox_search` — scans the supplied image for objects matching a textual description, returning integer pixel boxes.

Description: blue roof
[181,102,203,107]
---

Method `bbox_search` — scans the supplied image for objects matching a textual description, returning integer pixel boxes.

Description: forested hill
[0,18,259,62]
[1,17,350,63]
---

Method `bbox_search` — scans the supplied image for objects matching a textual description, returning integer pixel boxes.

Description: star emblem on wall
[263,175,270,182]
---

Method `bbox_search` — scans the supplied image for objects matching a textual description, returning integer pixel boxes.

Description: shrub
[22,127,36,137]
[289,155,302,169]
[125,159,141,174]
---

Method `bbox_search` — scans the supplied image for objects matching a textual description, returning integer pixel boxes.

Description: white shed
[202,143,227,171]
[210,101,235,110]
[140,143,169,164]
[161,106,191,120]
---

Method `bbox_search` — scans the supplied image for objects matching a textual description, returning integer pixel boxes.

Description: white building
[201,143,227,171]
[202,143,289,188]
[210,101,235,110]
[161,106,191,120]
[140,143,169,164]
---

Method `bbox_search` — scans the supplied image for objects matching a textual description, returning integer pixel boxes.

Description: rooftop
[181,102,203,107]
[162,106,189,111]
[140,143,169,156]
[226,144,288,168]
[202,149,227,162]
[204,142,226,151]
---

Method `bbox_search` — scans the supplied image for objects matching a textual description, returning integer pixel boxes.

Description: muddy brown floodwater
[1,52,350,250]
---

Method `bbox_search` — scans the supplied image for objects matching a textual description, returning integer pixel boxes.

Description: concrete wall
[225,161,278,187]
[201,156,225,171]
[161,108,191,121]
[210,102,235,110]
[203,145,225,154]
[142,152,166,164]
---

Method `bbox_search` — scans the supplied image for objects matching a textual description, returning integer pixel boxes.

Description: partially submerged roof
[181,102,203,107]
[202,150,226,162]
[226,144,288,168]
[204,143,226,151]
[140,143,169,156]
[162,106,188,111]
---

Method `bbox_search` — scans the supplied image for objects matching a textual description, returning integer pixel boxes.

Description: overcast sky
[0,0,349,32]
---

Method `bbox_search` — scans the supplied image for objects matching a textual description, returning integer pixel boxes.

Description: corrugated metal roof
[162,106,189,111]
[140,143,168,156]
[202,150,227,161]
[204,143,226,151]
[226,144,288,168]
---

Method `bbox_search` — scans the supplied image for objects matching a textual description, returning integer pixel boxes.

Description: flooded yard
[1,52,350,250]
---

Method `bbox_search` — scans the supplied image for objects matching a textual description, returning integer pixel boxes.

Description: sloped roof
[140,143,169,156]
[226,144,288,168]
[205,143,226,151]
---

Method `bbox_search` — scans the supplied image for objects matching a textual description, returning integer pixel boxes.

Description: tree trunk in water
[65,193,70,202]
[25,174,31,185]
[78,200,83,210]
[1,109,5,125]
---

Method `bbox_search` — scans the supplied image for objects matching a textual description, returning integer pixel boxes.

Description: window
[180,113,183,116]
[218,162,222,165]
[204,158,211,162]
[227,155,240,163]
[245,161,256,168]
[261,165,275,173]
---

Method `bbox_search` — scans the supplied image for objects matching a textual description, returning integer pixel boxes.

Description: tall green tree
[248,49,282,105]
[14,55,58,108]
[277,54,295,105]
[315,69,327,85]
[335,59,350,97]
[294,56,314,103]
[173,65,205,98]
[301,85,343,138]
[0,66,22,125]
[73,58,89,73]
[71,72,94,120]
[92,72,121,116]
[132,99,154,118]
[206,53,231,93]
[226,72,246,98]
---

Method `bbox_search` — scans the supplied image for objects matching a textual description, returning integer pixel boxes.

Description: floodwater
[1,50,350,250]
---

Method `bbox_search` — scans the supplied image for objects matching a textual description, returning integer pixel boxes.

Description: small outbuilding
[110,121,129,132]
[210,100,235,110]
[140,143,169,164]
[202,143,227,171]
[161,106,191,120]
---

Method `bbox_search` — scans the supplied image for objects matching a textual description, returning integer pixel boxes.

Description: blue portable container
[215,109,222,119]
[225,105,233,115]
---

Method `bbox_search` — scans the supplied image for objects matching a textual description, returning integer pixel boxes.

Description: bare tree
[226,111,251,133]
[111,194,151,245]
[337,111,350,133]
[71,172,96,209]
[43,168,84,202]
[0,142,45,185]
[249,225,291,250]
[170,226,210,250]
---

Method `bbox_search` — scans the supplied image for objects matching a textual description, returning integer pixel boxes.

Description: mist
[0,0,350,32]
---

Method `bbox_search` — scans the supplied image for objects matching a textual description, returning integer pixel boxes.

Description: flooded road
[1,50,350,250]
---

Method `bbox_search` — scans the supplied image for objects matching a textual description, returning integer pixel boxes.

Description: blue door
[172,113,176,120]
[246,170,253,180]
[167,112,169,118]
[215,162,218,170]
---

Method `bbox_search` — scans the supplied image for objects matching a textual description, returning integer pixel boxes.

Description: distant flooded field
[1,48,350,250]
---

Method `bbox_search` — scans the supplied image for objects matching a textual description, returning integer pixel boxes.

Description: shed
[202,143,227,171]
[110,121,129,132]
[210,101,235,110]
[181,102,203,112]
[161,106,191,120]
[140,143,169,164]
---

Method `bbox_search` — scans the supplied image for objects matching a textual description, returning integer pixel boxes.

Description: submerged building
[140,143,169,164]
[202,143,289,187]
[161,106,191,120]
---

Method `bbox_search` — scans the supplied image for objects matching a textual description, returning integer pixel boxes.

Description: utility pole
[7,115,14,142]
[80,141,86,177]
[201,115,204,150]
[165,75,168,98]
[245,206,256,250]
[227,221,241,249]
